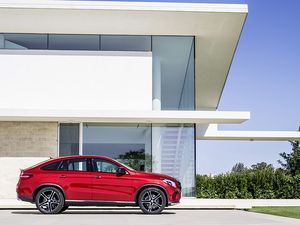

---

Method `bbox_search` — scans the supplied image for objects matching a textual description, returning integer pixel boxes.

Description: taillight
[20,171,33,179]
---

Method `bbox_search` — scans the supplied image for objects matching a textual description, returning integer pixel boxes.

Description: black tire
[138,187,166,214]
[35,187,65,214]
[59,205,69,213]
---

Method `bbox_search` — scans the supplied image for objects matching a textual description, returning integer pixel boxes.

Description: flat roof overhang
[197,125,300,141]
[0,109,250,124]
[0,0,248,111]
[198,131,300,141]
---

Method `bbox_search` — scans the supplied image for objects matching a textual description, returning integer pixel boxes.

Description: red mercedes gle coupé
[17,155,181,214]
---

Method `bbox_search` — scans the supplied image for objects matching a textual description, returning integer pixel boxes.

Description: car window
[93,159,119,173]
[41,161,61,171]
[68,159,87,171]
[58,160,68,171]
[67,159,88,172]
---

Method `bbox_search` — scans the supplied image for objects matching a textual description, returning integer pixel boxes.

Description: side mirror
[116,167,127,176]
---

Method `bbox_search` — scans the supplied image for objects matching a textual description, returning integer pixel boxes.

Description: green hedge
[196,169,300,199]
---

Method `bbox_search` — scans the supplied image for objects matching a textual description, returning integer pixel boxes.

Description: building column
[152,58,162,172]
[152,58,161,110]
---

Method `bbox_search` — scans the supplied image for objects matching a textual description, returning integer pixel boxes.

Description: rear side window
[67,158,88,172]
[41,161,61,171]
[58,160,68,171]
[42,159,90,171]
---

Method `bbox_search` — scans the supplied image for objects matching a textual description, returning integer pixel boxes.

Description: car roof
[49,155,115,161]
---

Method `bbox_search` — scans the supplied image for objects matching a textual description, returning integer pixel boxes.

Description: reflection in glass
[101,35,151,51]
[59,123,80,156]
[152,36,195,110]
[83,123,152,171]
[0,33,47,49]
[152,124,195,197]
[49,34,100,50]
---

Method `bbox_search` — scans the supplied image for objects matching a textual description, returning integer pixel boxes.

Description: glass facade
[0,34,151,51]
[59,123,80,156]
[2,33,196,197]
[152,36,195,110]
[59,122,195,197]
[48,34,100,50]
[82,123,152,172]
[101,35,151,51]
[152,124,195,196]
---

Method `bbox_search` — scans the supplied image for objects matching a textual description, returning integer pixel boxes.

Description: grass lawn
[247,207,300,219]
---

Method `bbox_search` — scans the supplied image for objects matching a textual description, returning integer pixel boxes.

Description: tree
[278,140,300,176]
[231,162,247,173]
[251,162,274,171]
[117,149,151,171]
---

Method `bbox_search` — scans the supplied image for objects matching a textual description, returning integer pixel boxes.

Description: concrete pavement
[1,198,300,209]
[0,209,299,225]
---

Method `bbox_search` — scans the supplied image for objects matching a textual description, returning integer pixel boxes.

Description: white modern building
[0,0,299,199]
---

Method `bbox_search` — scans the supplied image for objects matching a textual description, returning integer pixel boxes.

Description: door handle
[59,175,66,178]
[95,175,102,179]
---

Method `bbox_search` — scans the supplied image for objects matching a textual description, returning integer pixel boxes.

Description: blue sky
[197,0,300,174]
[82,0,300,174]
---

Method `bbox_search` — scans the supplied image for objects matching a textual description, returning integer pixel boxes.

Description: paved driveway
[0,208,299,225]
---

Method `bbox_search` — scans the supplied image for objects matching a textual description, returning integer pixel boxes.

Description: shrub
[196,167,300,199]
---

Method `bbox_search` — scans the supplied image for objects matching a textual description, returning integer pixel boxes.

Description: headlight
[163,179,176,188]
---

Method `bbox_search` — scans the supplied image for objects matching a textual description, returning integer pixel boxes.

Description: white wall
[0,157,49,198]
[0,50,152,111]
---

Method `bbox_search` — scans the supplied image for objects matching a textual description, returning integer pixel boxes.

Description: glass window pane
[0,33,47,49]
[59,123,79,156]
[152,36,195,110]
[41,161,61,171]
[94,159,119,173]
[58,160,68,171]
[83,123,151,171]
[101,35,151,51]
[152,124,195,197]
[68,158,88,172]
[49,34,100,50]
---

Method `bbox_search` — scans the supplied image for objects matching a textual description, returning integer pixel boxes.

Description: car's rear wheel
[35,187,65,214]
[138,187,166,214]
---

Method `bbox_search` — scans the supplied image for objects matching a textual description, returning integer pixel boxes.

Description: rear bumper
[17,194,33,203]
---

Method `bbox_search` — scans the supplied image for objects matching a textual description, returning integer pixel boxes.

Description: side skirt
[65,200,137,207]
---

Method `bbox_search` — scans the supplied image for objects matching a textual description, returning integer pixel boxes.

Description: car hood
[133,171,178,182]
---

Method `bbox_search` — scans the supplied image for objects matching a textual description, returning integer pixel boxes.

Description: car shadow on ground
[11,209,176,215]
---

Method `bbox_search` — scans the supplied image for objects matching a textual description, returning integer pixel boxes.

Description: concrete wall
[0,122,58,157]
[0,122,58,198]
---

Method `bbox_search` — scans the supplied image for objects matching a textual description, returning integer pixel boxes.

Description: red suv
[17,155,181,214]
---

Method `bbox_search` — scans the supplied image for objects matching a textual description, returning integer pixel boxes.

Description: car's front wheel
[138,187,166,214]
[35,187,65,214]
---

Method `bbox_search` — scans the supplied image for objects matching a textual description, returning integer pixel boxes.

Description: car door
[91,158,134,201]
[56,158,93,200]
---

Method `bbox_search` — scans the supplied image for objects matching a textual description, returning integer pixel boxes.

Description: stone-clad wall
[0,122,58,157]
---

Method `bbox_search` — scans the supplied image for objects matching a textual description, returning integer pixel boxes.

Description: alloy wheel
[139,188,166,214]
[36,187,64,214]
